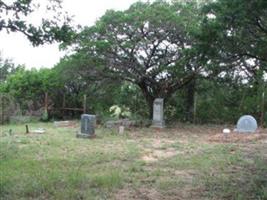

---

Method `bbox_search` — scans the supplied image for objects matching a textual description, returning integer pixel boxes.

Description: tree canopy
[70,0,205,115]
[0,0,74,45]
[202,0,267,78]
[0,53,16,83]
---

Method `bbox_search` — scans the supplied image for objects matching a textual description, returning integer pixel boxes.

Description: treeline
[0,0,266,125]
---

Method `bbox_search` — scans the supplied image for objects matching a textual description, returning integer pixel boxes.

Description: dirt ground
[1,122,266,200]
[115,125,267,200]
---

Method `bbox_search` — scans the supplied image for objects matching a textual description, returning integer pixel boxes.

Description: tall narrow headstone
[236,115,257,133]
[77,114,96,138]
[151,98,165,128]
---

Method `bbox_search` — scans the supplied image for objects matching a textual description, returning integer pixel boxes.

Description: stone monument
[236,115,258,133]
[151,98,165,128]
[77,114,96,138]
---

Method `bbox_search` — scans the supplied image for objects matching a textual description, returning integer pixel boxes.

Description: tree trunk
[143,91,154,119]
[147,98,154,119]
[253,68,264,125]
[138,82,154,119]
[185,79,196,123]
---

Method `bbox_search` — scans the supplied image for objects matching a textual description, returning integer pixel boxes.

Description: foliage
[0,0,75,45]
[109,105,131,119]
[196,79,266,124]
[53,54,124,117]
[53,54,148,119]
[41,109,49,121]
[69,0,205,116]
[0,53,24,84]
[201,0,267,75]
[0,68,60,114]
[0,93,19,124]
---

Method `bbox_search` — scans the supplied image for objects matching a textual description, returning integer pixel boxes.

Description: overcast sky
[0,0,142,69]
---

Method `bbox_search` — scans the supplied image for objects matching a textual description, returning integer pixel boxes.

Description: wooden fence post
[26,125,29,134]
[61,94,66,118]
[44,92,48,111]
[83,95,87,114]
[0,95,3,125]
[193,93,197,124]
[62,94,66,109]
[260,91,265,128]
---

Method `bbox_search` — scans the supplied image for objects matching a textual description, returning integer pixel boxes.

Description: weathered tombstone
[54,121,76,127]
[236,115,258,133]
[151,98,165,128]
[77,114,96,138]
[118,126,125,134]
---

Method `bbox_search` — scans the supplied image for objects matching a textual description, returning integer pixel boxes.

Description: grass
[0,122,266,200]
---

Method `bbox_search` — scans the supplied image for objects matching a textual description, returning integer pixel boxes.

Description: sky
[0,0,143,69]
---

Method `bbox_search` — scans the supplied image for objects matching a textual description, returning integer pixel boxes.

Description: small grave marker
[118,126,125,134]
[32,128,45,134]
[54,121,76,127]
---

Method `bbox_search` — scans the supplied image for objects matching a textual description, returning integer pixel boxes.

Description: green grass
[0,122,266,199]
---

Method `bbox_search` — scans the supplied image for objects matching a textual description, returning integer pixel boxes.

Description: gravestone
[77,114,96,138]
[118,126,125,134]
[151,98,165,128]
[54,121,76,127]
[236,115,258,133]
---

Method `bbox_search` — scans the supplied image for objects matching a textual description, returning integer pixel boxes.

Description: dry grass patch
[1,122,266,200]
[208,132,267,143]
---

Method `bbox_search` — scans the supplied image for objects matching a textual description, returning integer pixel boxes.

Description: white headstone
[236,115,257,133]
[151,98,165,128]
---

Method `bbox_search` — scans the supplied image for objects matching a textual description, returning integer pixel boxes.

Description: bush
[41,110,49,121]
[0,94,20,124]
[109,105,131,119]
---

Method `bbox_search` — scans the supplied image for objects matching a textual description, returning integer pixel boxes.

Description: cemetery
[0,120,266,199]
[0,0,267,199]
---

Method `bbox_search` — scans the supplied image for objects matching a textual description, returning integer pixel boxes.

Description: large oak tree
[71,0,205,116]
